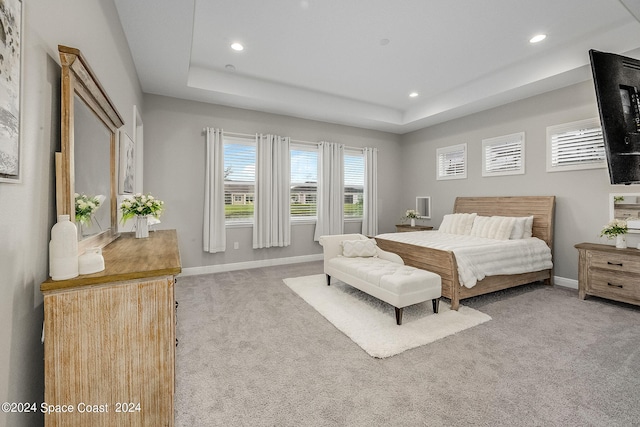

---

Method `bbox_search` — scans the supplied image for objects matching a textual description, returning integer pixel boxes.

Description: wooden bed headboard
[454,196,556,250]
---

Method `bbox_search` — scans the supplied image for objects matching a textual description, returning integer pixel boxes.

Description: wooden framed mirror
[56,45,124,252]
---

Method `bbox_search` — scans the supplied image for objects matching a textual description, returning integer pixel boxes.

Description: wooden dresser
[41,230,181,426]
[395,224,434,232]
[575,242,640,306]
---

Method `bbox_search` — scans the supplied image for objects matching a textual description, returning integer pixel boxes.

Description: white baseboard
[182,261,580,291]
[554,276,578,290]
[180,253,324,277]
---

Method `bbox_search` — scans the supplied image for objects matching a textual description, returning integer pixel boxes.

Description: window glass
[344,151,364,218]
[224,137,255,223]
[291,145,318,219]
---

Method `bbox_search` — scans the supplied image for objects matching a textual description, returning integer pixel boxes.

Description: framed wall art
[119,130,135,194]
[0,0,23,183]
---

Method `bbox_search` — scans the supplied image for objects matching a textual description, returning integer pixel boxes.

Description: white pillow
[470,216,516,240]
[522,216,534,238]
[341,239,378,257]
[439,213,477,235]
[509,215,534,239]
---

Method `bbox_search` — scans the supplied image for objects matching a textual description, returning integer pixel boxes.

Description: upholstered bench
[319,234,442,325]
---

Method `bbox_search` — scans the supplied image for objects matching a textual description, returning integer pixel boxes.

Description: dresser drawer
[588,269,640,300]
[588,251,640,272]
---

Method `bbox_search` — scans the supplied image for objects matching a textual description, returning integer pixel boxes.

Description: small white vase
[135,215,149,238]
[410,218,416,227]
[615,234,627,249]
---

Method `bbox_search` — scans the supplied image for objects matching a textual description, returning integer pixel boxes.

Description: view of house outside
[224,143,364,222]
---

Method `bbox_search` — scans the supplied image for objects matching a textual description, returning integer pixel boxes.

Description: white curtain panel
[253,134,291,248]
[362,147,378,236]
[203,127,226,253]
[314,141,344,241]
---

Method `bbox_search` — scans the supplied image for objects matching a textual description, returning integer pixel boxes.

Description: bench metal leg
[432,298,440,313]
[326,274,331,286]
[395,307,403,325]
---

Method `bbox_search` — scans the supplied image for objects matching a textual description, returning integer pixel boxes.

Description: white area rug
[284,274,492,358]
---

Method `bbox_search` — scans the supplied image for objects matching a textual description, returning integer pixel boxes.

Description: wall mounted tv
[589,49,640,185]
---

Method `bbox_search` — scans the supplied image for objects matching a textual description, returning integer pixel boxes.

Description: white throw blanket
[375,231,553,288]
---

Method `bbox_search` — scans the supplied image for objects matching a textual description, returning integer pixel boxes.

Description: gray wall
[400,81,640,282]
[144,82,640,282]
[142,94,403,269]
[0,1,142,425]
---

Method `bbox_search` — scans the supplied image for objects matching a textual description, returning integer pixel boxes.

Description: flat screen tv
[589,49,640,185]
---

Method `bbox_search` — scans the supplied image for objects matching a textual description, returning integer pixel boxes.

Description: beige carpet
[283,274,491,358]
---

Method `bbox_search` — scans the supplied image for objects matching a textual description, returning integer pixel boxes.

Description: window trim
[482,132,525,177]
[436,143,467,180]
[546,118,606,172]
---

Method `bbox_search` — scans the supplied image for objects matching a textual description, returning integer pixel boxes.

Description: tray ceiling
[114,0,640,134]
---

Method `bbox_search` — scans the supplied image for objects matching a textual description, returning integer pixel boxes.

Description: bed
[374,196,555,310]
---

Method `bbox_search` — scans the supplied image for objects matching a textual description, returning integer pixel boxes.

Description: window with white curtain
[224,136,256,224]
[482,132,525,177]
[437,143,467,180]
[220,135,372,225]
[290,144,318,220]
[344,149,364,219]
[546,118,606,172]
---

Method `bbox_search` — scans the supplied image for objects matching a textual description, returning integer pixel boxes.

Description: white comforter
[375,231,553,289]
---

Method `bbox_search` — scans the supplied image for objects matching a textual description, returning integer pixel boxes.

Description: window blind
[437,144,467,180]
[482,133,525,176]
[547,118,606,172]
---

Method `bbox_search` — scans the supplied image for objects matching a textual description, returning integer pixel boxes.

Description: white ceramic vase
[135,215,149,238]
[49,215,79,280]
[615,234,627,249]
[410,218,416,227]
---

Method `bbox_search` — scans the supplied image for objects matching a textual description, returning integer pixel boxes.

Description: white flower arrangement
[404,209,419,219]
[600,218,628,238]
[75,193,103,225]
[120,193,165,223]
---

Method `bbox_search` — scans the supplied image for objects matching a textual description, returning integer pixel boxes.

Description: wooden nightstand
[395,224,434,232]
[575,242,640,306]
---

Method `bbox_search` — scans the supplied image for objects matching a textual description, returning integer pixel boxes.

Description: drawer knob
[607,282,623,289]
[607,261,623,267]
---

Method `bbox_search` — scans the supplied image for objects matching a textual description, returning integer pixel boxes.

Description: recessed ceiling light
[231,42,244,51]
[380,38,390,46]
[409,92,419,98]
[225,64,236,72]
[529,34,546,44]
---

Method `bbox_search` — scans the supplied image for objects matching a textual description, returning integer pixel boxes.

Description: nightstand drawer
[589,270,640,300]
[588,251,640,272]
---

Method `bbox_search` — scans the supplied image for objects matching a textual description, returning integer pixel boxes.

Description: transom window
[546,118,606,172]
[482,132,525,177]
[437,143,467,180]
